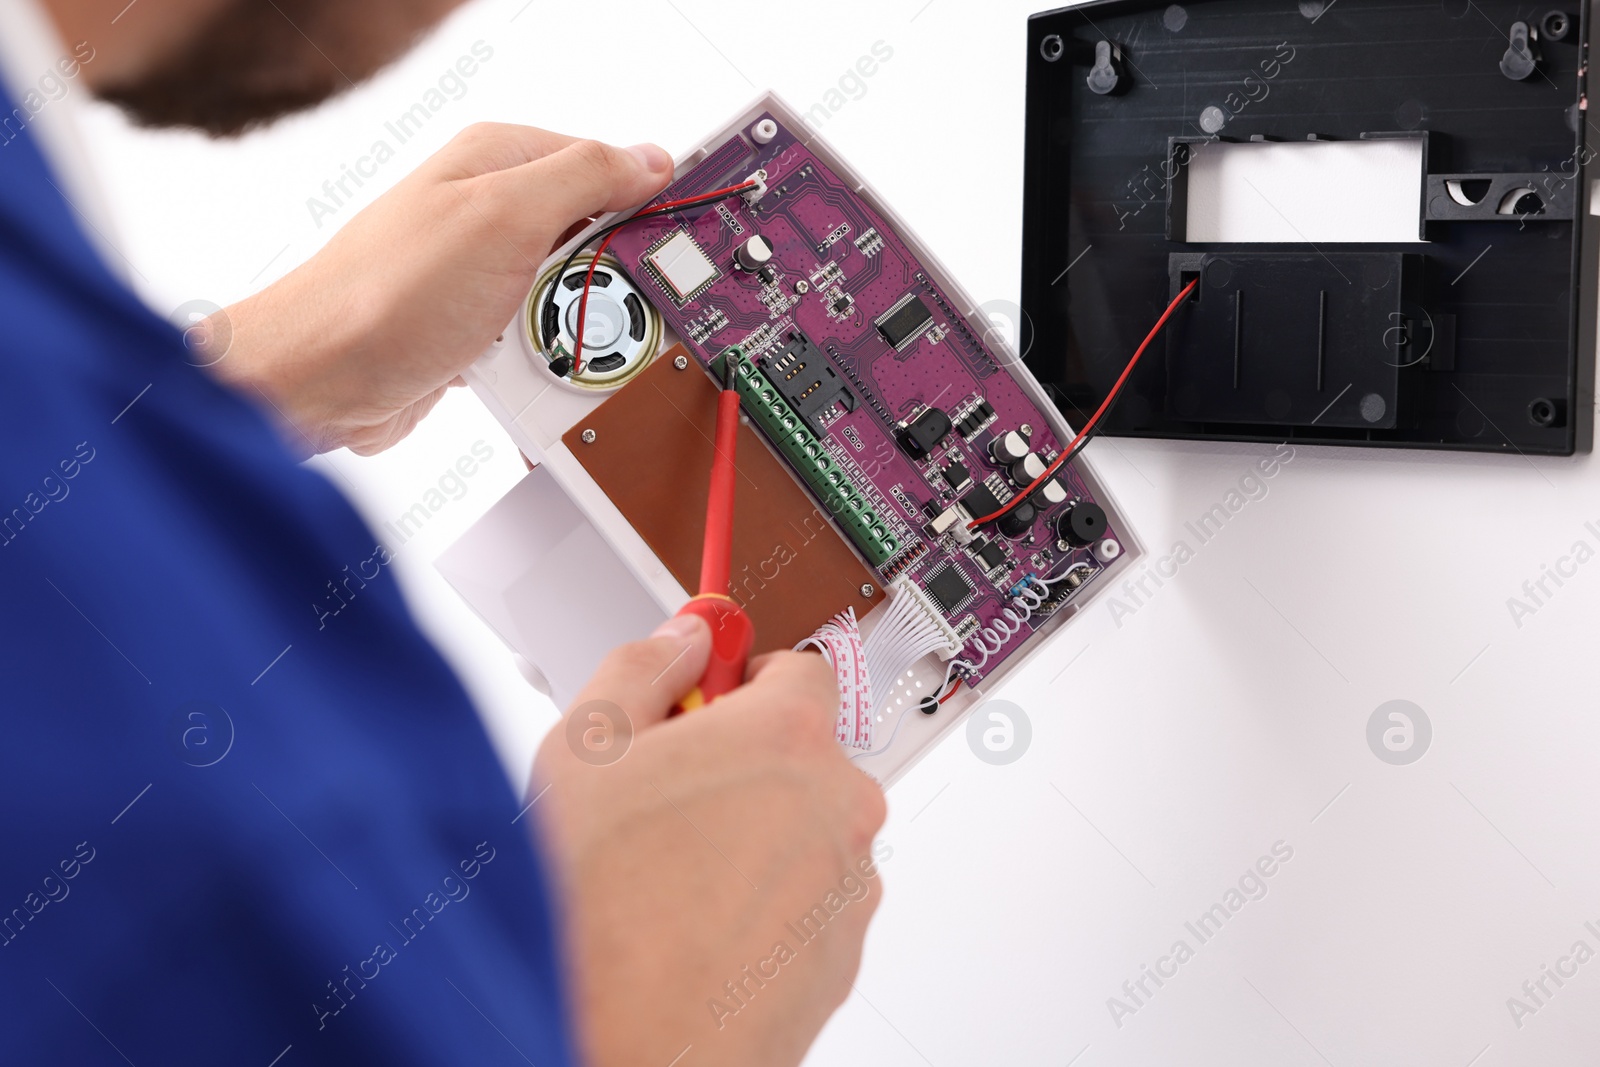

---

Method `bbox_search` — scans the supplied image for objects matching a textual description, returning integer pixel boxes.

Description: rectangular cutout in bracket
[1183,139,1426,244]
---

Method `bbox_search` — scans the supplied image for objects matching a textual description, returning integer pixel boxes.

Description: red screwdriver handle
[673,595,755,713]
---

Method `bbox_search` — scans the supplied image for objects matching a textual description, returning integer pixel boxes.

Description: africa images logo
[1366,700,1431,766]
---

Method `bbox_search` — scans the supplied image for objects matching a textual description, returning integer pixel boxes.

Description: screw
[673,354,689,370]
[1057,540,1072,553]
[1021,423,1034,437]
[860,584,875,598]
[580,429,597,444]
[796,281,810,294]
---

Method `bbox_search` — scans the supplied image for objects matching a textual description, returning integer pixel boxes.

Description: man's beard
[97,0,458,137]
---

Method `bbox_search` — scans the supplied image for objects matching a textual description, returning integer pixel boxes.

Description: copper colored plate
[563,347,881,652]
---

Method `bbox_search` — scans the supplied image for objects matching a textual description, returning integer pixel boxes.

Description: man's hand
[532,615,888,1067]
[210,124,674,455]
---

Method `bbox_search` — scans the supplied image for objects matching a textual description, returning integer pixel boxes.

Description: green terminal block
[712,348,899,568]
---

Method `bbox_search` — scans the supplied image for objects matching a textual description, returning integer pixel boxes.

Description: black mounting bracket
[1022,0,1595,455]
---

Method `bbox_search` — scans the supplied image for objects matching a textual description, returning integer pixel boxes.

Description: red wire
[572,230,620,374]
[570,180,758,373]
[966,278,1200,529]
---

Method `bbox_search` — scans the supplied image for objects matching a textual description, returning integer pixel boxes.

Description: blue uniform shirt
[0,103,577,1066]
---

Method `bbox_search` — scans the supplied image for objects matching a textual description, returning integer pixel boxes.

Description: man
[0,2,886,1064]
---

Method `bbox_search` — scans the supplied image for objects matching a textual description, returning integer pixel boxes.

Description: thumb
[566,613,710,731]
[507,139,674,238]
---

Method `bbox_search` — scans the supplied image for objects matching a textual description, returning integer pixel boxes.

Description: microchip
[832,294,854,314]
[958,483,1002,522]
[924,562,976,615]
[645,230,720,305]
[875,293,935,350]
[942,461,971,490]
[956,399,996,437]
[974,539,1008,572]
[898,407,952,459]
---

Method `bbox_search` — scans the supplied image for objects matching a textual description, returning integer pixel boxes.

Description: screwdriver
[672,351,756,714]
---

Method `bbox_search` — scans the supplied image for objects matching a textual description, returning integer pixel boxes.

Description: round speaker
[526,254,663,389]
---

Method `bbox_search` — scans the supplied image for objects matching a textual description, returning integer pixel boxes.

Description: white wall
[78,1,1600,1064]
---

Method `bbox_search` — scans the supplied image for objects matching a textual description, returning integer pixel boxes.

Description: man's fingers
[501,139,674,240]
[432,122,585,178]
[744,650,842,736]
[555,214,599,250]
[566,614,710,732]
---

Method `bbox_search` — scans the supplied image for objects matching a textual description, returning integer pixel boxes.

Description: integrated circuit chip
[924,562,976,615]
[955,399,996,437]
[645,230,720,305]
[876,292,935,350]
[958,483,1002,522]
[898,407,952,459]
[973,539,1007,572]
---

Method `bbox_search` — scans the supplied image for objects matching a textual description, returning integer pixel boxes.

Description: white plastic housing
[444,92,1143,786]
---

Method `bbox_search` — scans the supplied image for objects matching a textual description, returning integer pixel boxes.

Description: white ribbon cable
[796,609,873,750]
[860,585,949,718]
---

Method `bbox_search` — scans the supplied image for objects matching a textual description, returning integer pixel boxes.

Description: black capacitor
[735,235,776,271]
[1057,501,1107,547]
[1010,453,1047,487]
[990,430,1030,465]
[998,500,1037,540]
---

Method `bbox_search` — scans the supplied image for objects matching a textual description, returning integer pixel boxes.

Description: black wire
[544,184,755,376]
[551,196,724,295]
[971,316,1156,530]
[1052,282,1199,476]
[1055,352,1147,470]
[967,400,1117,530]
[1058,420,1105,470]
